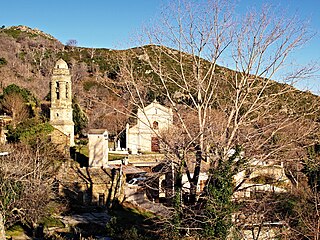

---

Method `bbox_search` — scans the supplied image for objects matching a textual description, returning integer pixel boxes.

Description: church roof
[88,129,108,135]
[142,100,172,114]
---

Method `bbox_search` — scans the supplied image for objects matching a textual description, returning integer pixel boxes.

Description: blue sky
[1,0,319,92]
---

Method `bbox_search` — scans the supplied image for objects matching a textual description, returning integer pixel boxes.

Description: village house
[233,160,290,199]
[57,160,124,207]
[0,115,12,144]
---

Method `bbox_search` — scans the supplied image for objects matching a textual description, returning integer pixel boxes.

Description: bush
[83,80,98,91]
[6,118,54,144]
[0,57,7,66]
[40,216,64,228]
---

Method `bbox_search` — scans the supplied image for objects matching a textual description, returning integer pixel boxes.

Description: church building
[126,100,173,153]
[50,59,75,147]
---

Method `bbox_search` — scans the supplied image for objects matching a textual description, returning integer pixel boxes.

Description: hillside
[0,25,319,132]
[1,24,320,240]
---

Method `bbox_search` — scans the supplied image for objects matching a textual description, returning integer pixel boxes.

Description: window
[56,82,60,99]
[153,121,159,129]
[98,193,105,206]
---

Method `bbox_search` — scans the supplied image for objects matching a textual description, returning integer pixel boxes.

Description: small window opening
[98,193,105,206]
[56,82,60,99]
[153,121,159,129]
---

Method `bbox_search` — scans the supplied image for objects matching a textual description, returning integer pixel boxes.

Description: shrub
[83,80,97,91]
[0,57,7,66]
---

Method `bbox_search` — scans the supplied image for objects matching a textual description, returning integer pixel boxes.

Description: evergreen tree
[72,98,88,136]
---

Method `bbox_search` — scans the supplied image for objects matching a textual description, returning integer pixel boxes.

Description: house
[126,100,173,153]
[157,172,209,202]
[57,160,124,206]
[0,115,12,144]
[233,160,290,199]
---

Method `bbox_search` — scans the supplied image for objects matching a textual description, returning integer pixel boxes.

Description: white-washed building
[126,100,173,153]
[88,129,108,167]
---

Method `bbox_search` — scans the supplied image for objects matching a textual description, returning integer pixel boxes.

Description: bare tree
[66,39,78,47]
[71,60,88,83]
[0,140,62,236]
[103,0,319,238]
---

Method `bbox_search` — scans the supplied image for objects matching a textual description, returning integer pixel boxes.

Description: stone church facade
[126,100,173,153]
[50,59,75,147]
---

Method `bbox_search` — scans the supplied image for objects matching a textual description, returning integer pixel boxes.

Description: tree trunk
[0,213,6,240]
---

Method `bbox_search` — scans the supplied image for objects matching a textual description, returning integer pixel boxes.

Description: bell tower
[50,59,75,146]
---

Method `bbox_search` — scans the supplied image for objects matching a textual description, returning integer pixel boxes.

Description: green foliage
[277,195,297,218]
[5,224,25,237]
[56,51,71,63]
[20,122,53,144]
[6,118,54,145]
[2,28,22,38]
[72,99,88,135]
[302,144,320,192]
[44,91,51,101]
[250,174,275,184]
[0,177,22,213]
[122,227,140,240]
[92,56,108,72]
[105,204,158,240]
[83,80,98,91]
[269,191,318,238]
[172,190,182,225]
[105,216,117,237]
[109,153,128,161]
[3,84,38,104]
[171,167,183,237]
[1,27,43,40]
[105,215,151,240]
[0,57,7,67]
[39,216,64,228]
[107,64,120,80]
[204,147,243,239]
[2,84,39,118]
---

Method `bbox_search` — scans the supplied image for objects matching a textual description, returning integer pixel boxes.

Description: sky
[0,0,319,93]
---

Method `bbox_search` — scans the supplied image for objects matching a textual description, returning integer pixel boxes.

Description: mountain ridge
[0,25,319,131]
